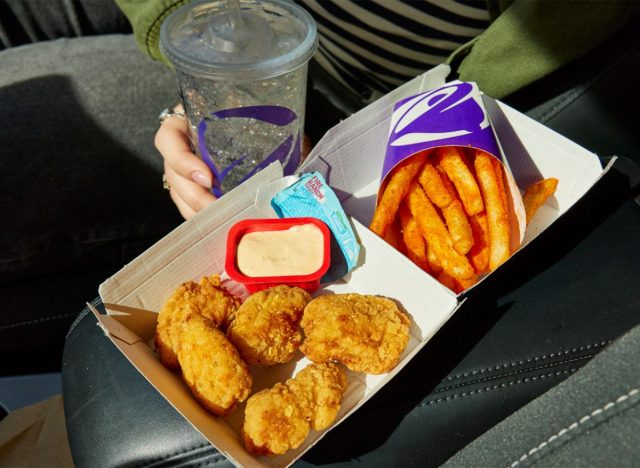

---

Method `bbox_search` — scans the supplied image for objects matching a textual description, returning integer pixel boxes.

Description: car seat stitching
[536,43,640,124]
[445,341,610,381]
[66,300,99,338]
[0,312,79,331]
[436,353,598,393]
[508,387,640,467]
[537,86,591,124]
[135,441,225,467]
[420,368,579,407]
[192,458,226,468]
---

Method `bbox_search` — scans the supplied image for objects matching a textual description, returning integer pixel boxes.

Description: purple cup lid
[381,81,500,184]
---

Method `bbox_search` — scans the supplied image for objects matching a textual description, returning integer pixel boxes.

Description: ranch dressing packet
[271,172,360,280]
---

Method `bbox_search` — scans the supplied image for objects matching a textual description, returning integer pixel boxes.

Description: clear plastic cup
[160,0,318,196]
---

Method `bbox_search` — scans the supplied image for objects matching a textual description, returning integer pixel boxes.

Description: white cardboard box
[92,64,611,467]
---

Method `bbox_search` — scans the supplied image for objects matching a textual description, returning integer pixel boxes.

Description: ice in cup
[160,0,318,196]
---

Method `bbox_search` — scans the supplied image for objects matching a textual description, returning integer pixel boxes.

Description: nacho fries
[370,147,558,292]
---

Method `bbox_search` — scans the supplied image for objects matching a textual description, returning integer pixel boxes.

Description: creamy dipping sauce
[236,224,324,277]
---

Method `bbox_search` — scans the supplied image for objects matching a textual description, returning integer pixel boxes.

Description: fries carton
[92,64,610,467]
[382,80,500,179]
[372,80,529,290]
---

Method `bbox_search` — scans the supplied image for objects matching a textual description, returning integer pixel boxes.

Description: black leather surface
[63,20,640,468]
[63,302,227,468]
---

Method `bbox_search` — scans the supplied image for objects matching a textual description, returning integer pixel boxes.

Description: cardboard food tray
[92,64,612,467]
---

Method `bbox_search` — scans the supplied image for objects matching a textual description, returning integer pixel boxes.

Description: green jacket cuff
[456,0,639,99]
[115,0,190,64]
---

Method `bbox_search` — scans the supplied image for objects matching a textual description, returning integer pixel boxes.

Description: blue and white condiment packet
[271,172,360,281]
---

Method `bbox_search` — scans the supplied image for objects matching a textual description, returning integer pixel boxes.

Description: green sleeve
[451,0,640,99]
[115,0,190,63]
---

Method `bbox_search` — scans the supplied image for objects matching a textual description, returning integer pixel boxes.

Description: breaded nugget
[227,285,311,366]
[243,384,308,456]
[286,362,348,431]
[300,294,411,374]
[155,275,240,369]
[243,362,347,455]
[177,311,252,416]
[155,303,190,370]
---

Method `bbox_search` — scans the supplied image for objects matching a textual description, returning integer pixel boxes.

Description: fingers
[156,114,217,219]
[155,116,214,189]
[165,162,216,219]
[157,117,314,220]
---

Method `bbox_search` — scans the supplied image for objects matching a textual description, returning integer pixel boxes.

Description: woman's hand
[155,105,313,220]
[155,106,216,219]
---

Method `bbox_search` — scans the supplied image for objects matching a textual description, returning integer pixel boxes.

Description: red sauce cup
[225,217,331,293]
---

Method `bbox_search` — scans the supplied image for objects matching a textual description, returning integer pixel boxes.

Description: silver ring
[158,107,185,125]
[162,174,171,191]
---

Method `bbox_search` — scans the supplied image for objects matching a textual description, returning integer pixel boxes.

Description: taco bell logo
[381,81,500,182]
[197,105,301,197]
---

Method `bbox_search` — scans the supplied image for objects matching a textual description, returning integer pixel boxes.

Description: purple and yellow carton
[378,80,526,269]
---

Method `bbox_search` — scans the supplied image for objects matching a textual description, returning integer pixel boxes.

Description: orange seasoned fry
[404,182,452,249]
[398,203,429,272]
[405,181,475,281]
[418,162,453,208]
[436,270,457,292]
[435,165,459,204]
[426,242,442,274]
[407,203,442,274]
[418,160,473,255]
[369,153,427,238]
[457,273,479,291]
[467,212,490,274]
[491,156,509,211]
[474,150,510,271]
[384,217,406,255]
[437,271,478,294]
[523,178,559,224]
[442,199,474,255]
[436,147,484,216]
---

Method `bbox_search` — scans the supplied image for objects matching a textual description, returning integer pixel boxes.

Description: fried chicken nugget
[243,362,347,456]
[243,384,306,456]
[300,294,411,374]
[227,285,311,366]
[286,362,348,431]
[177,311,252,416]
[155,275,240,369]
